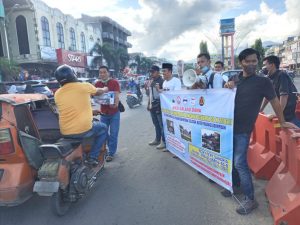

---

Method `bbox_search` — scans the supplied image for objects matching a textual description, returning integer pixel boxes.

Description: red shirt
[95,79,121,115]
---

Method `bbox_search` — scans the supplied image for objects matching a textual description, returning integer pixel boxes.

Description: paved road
[0,89,276,225]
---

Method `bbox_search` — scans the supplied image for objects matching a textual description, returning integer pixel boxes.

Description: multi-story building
[265,36,300,74]
[282,36,300,73]
[2,0,102,78]
[81,14,132,53]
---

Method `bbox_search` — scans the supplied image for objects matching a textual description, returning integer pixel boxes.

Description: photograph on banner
[160,89,236,191]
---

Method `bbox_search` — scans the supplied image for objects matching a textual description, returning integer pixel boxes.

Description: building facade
[2,0,102,78]
[81,14,132,52]
[265,36,300,74]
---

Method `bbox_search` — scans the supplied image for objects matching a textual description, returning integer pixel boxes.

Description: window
[56,22,65,49]
[80,32,86,52]
[69,28,76,51]
[41,16,51,47]
[16,15,30,54]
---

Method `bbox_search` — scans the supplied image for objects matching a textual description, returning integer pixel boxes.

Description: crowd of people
[145,48,299,216]
[52,47,299,217]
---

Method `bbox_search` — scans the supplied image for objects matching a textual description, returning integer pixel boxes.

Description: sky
[44,0,300,62]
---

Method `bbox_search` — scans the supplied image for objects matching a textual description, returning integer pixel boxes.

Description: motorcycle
[126,86,143,109]
[0,93,106,216]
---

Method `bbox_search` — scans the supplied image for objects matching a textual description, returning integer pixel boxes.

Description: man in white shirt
[192,53,223,89]
[210,61,225,89]
[161,63,182,91]
[155,63,181,152]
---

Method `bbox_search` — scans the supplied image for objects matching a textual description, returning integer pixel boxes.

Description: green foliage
[0,58,19,81]
[251,38,265,69]
[130,55,156,75]
[199,41,209,54]
[89,42,129,74]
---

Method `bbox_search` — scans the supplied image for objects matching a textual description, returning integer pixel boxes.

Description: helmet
[54,64,78,86]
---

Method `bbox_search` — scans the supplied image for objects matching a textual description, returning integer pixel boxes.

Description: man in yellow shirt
[54,65,108,166]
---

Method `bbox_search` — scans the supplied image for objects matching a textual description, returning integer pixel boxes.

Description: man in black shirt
[224,48,296,215]
[260,55,300,127]
[147,65,165,149]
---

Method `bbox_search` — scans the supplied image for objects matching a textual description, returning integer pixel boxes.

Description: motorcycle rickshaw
[0,94,106,215]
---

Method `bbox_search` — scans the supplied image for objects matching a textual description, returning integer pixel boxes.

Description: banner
[40,46,57,61]
[160,89,236,191]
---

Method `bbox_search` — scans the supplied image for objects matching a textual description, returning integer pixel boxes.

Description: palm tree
[134,55,141,74]
[139,57,153,74]
[89,42,103,69]
[0,58,19,81]
[118,48,129,69]
[102,43,115,68]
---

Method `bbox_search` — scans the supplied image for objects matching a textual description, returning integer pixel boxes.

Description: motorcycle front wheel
[51,188,71,216]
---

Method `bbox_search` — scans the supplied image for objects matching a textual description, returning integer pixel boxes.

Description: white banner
[161,89,236,191]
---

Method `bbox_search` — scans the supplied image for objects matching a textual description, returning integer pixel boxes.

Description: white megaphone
[183,69,209,88]
[182,69,197,87]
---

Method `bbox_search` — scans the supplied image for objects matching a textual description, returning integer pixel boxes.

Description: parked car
[221,70,242,81]
[29,84,53,98]
[44,81,60,94]
[4,82,53,98]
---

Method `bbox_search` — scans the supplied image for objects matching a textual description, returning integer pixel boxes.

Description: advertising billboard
[56,49,87,68]
[220,18,235,35]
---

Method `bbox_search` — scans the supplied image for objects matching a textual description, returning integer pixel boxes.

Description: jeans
[100,111,120,157]
[232,133,254,200]
[291,117,300,128]
[150,110,165,143]
[64,122,107,159]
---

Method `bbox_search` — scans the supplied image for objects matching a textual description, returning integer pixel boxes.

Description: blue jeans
[291,117,300,128]
[64,122,107,159]
[100,111,120,157]
[232,133,254,200]
[150,110,165,143]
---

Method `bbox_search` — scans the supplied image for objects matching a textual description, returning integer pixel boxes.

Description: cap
[162,63,173,70]
[149,65,160,72]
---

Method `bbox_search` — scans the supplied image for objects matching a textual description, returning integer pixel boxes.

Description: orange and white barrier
[265,129,300,225]
[248,113,282,179]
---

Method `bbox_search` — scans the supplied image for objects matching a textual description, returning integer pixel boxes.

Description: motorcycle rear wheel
[51,188,71,216]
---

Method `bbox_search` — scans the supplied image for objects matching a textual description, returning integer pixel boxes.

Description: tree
[139,57,153,74]
[134,55,141,74]
[89,42,103,70]
[90,43,129,72]
[251,38,265,69]
[199,41,209,54]
[0,58,19,81]
[102,43,115,69]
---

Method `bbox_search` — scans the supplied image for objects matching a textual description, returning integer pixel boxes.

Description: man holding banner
[224,48,296,215]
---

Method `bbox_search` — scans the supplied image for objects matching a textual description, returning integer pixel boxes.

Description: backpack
[207,72,225,88]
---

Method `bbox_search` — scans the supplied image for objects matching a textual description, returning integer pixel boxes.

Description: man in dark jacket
[260,55,300,127]
[147,65,165,149]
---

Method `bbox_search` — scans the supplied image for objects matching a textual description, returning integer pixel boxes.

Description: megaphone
[182,69,197,87]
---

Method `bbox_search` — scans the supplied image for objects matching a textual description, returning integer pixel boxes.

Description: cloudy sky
[44,0,300,61]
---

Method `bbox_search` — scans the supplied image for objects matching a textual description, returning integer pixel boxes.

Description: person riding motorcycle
[54,64,108,166]
[128,77,142,99]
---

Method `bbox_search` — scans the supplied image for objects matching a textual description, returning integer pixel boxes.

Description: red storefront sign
[56,49,87,68]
